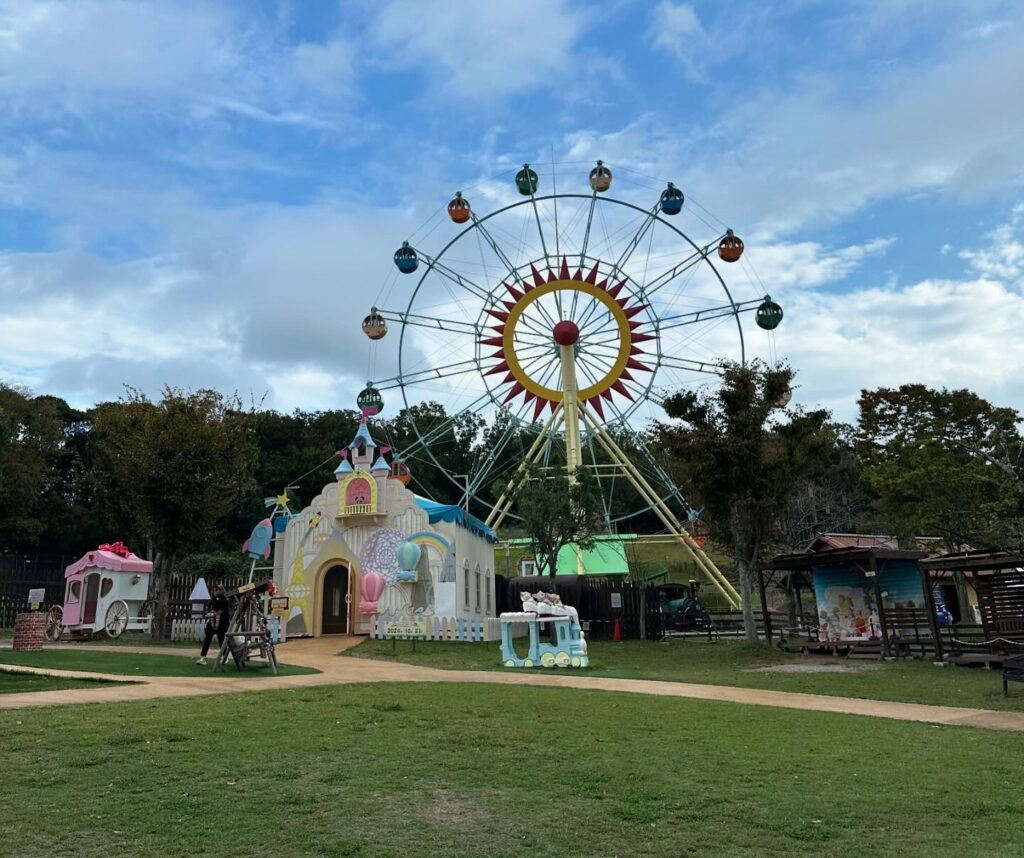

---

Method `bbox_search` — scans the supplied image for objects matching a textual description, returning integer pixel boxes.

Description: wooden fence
[0,554,68,628]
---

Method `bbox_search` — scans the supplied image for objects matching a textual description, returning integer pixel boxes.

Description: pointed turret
[348,416,376,468]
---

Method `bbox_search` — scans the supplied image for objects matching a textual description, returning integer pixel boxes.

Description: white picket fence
[371,614,500,642]
[170,617,281,643]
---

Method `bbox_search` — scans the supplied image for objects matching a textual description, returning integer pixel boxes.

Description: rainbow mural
[407,531,450,558]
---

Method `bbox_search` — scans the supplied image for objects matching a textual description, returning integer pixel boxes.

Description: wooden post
[920,565,944,661]
[870,571,891,658]
[757,567,773,644]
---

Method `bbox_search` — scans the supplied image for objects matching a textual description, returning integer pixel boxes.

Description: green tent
[505,535,633,577]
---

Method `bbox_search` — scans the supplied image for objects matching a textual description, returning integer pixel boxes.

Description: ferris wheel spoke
[526,196,551,267]
[606,203,660,285]
[577,192,599,269]
[657,298,761,332]
[469,214,530,288]
[421,254,496,305]
[393,392,494,460]
[374,308,482,337]
[517,348,557,382]
[374,358,481,391]
[516,311,558,341]
[657,354,724,375]
[640,240,720,300]
[464,415,521,503]
[575,352,607,389]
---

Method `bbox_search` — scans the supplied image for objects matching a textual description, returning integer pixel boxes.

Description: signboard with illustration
[811,560,926,642]
[812,567,879,642]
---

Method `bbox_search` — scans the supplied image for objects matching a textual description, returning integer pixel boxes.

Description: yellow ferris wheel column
[554,320,584,480]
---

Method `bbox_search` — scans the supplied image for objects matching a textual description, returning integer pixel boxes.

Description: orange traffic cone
[613,617,621,643]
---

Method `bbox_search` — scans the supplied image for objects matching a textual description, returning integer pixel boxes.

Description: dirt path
[3,637,1024,733]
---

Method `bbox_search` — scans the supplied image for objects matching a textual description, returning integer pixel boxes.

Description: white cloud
[958,203,1024,282]
[0,0,356,127]
[365,0,589,99]
[779,277,1024,422]
[647,1,706,81]
[763,207,1024,421]
[560,12,1024,238]
[745,237,895,291]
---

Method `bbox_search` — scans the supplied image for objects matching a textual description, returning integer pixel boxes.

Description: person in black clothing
[196,584,231,665]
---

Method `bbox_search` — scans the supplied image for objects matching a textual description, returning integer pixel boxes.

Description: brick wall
[13,612,46,651]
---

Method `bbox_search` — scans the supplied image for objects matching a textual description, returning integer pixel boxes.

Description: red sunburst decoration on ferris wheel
[476,256,654,423]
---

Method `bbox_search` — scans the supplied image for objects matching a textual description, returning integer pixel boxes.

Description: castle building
[273,413,497,636]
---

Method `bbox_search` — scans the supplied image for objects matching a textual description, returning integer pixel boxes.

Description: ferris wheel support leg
[559,345,583,479]
[485,407,565,530]
[580,407,742,609]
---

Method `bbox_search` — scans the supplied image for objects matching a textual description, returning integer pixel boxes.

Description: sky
[1,0,1023,425]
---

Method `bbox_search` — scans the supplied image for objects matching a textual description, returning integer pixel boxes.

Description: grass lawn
[0,648,319,678]
[349,638,1024,712]
[0,669,120,694]
[1,682,1022,857]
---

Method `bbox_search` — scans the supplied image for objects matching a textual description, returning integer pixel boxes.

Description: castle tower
[337,416,387,517]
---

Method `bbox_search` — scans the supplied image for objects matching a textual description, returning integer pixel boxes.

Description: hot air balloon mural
[359,571,385,614]
[396,540,421,583]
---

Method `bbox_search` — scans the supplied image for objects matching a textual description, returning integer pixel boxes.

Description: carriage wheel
[104,600,130,638]
[44,605,64,641]
[138,599,157,634]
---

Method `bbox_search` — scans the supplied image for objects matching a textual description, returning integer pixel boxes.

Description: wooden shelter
[764,547,942,659]
[921,551,1024,657]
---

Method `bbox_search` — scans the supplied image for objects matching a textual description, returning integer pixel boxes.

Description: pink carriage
[45,543,155,640]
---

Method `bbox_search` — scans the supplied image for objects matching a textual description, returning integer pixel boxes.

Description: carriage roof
[65,549,153,579]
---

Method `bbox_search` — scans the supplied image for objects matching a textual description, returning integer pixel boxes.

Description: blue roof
[371,455,389,472]
[349,420,375,450]
[334,459,354,475]
[414,497,498,544]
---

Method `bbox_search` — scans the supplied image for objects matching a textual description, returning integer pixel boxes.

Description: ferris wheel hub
[552,320,580,346]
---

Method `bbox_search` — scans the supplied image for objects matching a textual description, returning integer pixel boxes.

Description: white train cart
[45,543,154,640]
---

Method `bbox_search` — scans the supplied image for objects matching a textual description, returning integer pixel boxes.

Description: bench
[1003,654,1024,696]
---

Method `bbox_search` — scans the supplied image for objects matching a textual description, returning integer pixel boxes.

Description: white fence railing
[371,614,500,642]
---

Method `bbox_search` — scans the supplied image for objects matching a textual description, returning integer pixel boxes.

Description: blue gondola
[660,182,684,215]
[393,241,418,274]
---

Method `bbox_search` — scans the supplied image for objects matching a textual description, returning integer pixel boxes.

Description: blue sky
[1,0,1023,423]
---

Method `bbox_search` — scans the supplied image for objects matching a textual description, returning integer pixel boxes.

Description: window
[485,569,491,614]
[100,578,113,597]
[475,566,481,613]
[464,561,471,608]
[520,558,536,575]
[66,581,81,604]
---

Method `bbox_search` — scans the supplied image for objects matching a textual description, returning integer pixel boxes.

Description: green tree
[0,384,104,554]
[654,361,835,643]
[856,385,1024,551]
[499,464,603,577]
[91,388,258,637]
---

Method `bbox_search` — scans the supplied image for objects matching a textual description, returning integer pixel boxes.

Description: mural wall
[811,560,926,642]
[812,567,879,642]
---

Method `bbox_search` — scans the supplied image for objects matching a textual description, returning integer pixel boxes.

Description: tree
[500,464,602,577]
[0,384,104,554]
[91,388,258,637]
[856,385,1024,551]
[654,361,835,643]
[776,423,874,551]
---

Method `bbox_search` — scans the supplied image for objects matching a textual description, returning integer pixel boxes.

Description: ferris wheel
[360,160,784,607]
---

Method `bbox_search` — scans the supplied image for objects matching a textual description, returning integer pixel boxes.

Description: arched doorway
[321,564,350,634]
